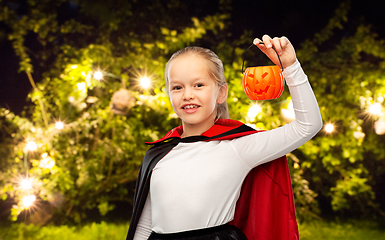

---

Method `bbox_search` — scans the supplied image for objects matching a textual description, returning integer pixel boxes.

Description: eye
[195,83,204,88]
[172,86,182,91]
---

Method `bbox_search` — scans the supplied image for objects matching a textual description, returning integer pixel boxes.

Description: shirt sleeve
[230,59,322,169]
[133,194,152,240]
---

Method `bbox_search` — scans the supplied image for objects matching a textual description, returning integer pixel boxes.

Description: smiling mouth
[182,104,200,109]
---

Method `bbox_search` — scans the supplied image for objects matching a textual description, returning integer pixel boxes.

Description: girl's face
[167,54,227,134]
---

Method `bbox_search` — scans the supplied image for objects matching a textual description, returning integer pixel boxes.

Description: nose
[183,88,194,100]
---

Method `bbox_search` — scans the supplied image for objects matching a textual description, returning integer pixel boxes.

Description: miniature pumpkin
[242,66,284,100]
[109,88,136,115]
[241,43,284,100]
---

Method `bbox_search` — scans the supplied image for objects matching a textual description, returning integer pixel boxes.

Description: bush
[299,220,385,240]
[0,222,128,240]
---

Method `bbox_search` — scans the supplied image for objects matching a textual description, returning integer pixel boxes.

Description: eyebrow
[169,77,208,83]
[168,80,182,85]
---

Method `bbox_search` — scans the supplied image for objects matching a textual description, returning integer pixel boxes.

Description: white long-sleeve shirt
[133,60,322,239]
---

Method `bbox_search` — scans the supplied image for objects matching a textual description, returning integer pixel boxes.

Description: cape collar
[146,119,256,145]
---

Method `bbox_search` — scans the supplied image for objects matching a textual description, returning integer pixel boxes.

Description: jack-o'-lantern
[109,88,136,115]
[242,43,284,100]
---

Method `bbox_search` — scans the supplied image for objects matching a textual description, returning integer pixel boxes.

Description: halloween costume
[127,60,322,240]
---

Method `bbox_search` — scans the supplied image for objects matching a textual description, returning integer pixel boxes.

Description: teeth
[184,105,198,109]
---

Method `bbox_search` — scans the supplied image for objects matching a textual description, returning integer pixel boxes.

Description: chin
[181,118,214,127]
[181,119,201,126]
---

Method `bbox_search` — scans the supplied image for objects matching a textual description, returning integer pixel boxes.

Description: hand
[253,35,296,69]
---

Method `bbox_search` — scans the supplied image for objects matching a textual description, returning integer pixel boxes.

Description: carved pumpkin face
[242,66,284,100]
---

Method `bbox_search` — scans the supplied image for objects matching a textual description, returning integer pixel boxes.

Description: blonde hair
[164,46,230,120]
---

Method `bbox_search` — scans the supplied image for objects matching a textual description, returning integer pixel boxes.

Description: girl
[127,35,322,240]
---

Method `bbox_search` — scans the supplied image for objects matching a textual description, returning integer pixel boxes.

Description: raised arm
[230,36,322,168]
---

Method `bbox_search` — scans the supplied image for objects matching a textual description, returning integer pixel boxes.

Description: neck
[181,119,216,138]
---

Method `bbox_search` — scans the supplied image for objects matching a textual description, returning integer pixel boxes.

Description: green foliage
[1,0,385,225]
[299,220,385,240]
[297,1,385,216]
[0,0,238,223]
[0,222,127,240]
[1,220,384,240]
[287,153,320,222]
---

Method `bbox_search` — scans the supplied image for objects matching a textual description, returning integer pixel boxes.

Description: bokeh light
[76,82,87,92]
[26,141,37,151]
[40,157,55,169]
[139,76,151,89]
[247,104,262,121]
[374,118,385,135]
[19,177,33,191]
[281,101,295,123]
[325,123,334,133]
[21,195,36,208]
[369,103,382,116]
[93,71,103,80]
[55,121,64,130]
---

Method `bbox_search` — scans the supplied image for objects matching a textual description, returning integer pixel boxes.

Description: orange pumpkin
[241,43,284,100]
[242,66,284,100]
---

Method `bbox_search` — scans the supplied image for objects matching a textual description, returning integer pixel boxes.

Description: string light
[247,104,262,121]
[55,121,64,130]
[139,76,151,89]
[324,123,335,133]
[21,195,36,208]
[26,141,37,151]
[19,177,33,191]
[93,71,103,81]
[369,103,382,116]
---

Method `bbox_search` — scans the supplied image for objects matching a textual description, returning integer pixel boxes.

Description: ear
[217,84,228,104]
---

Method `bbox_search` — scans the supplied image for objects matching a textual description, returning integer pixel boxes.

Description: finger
[262,35,272,48]
[253,38,268,52]
[253,38,262,45]
[253,38,266,50]
[279,36,289,47]
[272,37,283,55]
[280,37,291,52]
